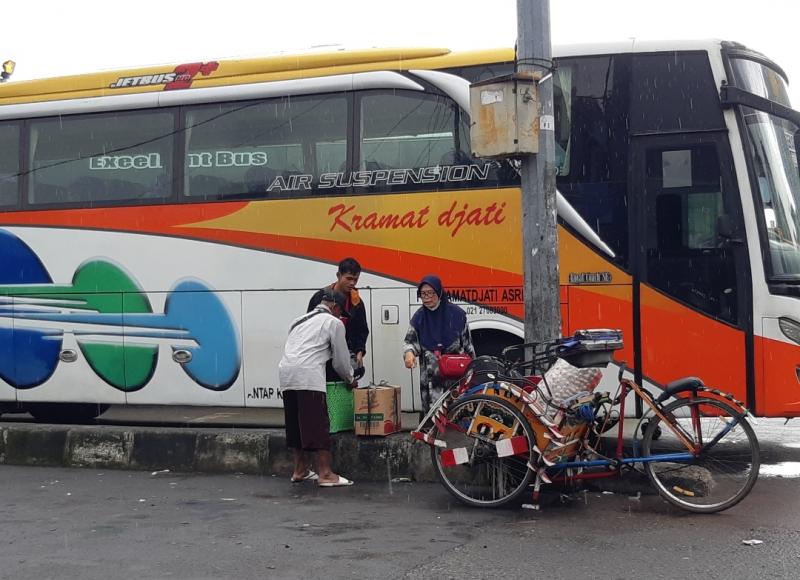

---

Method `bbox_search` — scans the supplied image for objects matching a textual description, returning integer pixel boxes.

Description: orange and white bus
[0,39,797,421]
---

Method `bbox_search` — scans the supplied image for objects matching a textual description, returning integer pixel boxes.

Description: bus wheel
[26,403,110,424]
[470,329,523,358]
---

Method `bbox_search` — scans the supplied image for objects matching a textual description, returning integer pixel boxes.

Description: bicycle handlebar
[500,339,563,375]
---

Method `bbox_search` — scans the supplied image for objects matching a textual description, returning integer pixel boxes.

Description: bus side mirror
[717,214,743,245]
[795,130,800,180]
[717,214,734,238]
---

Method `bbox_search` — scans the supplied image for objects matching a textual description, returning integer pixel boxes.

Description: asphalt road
[1,463,798,580]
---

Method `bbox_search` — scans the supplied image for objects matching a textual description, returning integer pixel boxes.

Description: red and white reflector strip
[495,435,529,458]
[439,447,470,466]
[411,430,446,448]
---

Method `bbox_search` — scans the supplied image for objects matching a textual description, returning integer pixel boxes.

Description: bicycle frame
[547,378,696,485]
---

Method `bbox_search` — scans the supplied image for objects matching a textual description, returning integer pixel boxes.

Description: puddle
[759,462,800,478]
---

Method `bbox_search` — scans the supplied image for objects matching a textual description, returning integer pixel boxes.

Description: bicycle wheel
[430,394,536,508]
[642,397,759,513]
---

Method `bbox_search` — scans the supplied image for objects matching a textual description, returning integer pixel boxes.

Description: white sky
[4,0,800,104]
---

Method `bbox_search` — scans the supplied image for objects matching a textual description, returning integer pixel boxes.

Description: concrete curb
[0,423,652,495]
[0,423,431,478]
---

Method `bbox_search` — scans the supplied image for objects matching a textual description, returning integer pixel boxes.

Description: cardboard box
[354,384,401,436]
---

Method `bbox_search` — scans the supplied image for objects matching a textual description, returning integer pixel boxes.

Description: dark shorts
[282,390,331,451]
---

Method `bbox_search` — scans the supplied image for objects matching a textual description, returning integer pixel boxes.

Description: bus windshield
[741,106,800,280]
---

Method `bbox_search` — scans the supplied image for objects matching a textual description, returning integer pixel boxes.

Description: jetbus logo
[0,229,240,392]
[109,61,219,91]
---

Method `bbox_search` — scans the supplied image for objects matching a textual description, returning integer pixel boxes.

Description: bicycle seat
[655,376,705,403]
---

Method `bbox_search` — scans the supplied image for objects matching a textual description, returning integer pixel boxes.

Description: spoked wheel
[430,394,536,508]
[642,397,759,513]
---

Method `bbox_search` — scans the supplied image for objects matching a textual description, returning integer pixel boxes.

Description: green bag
[326,381,354,433]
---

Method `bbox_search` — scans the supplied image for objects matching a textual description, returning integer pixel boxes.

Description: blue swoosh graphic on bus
[0,229,63,387]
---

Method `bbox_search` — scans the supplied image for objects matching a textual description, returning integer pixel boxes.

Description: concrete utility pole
[517,0,560,345]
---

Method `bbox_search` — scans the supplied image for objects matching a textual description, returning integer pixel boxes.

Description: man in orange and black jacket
[307,257,369,383]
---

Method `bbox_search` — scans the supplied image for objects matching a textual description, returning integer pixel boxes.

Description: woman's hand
[404,351,417,369]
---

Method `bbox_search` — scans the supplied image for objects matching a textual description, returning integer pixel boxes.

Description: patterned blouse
[403,322,475,413]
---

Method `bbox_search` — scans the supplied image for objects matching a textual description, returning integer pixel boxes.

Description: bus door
[631,134,752,405]
[367,287,418,412]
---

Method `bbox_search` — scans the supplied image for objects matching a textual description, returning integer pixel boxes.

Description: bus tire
[27,403,110,424]
[471,328,523,358]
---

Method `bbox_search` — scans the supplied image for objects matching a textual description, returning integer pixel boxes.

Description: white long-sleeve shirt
[279,304,354,393]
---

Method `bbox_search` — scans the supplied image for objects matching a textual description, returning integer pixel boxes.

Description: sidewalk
[0,418,440,484]
[0,405,653,495]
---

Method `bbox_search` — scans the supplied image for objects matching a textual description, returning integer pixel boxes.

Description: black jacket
[308,285,369,382]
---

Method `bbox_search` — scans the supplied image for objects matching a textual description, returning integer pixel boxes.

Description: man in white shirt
[279,289,357,487]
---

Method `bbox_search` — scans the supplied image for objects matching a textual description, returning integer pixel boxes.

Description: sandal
[318,475,354,487]
[290,470,319,483]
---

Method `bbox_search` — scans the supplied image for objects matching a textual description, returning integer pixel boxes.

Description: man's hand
[347,379,359,390]
[355,352,364,367]
[404,351,416,369]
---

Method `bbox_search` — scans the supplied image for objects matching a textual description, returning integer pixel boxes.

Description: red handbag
[434,350,473,380]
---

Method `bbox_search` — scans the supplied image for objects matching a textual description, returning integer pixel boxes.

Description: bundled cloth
[543,357,603,408]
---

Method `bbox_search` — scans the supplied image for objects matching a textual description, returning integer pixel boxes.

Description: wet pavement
[0,463,798,580]
[749,418,800,478]
[2,407,799,578]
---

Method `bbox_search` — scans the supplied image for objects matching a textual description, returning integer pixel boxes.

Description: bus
[0,39,797,422]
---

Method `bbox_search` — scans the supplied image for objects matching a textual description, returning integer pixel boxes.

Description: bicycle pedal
[672,485,705,497]
[672,485,698,498]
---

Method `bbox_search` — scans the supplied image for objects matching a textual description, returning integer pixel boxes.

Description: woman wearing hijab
[403,274,476,412]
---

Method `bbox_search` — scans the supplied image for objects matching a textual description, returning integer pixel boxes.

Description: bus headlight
[779,317,800,345]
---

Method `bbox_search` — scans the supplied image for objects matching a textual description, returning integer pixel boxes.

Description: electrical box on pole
[469,72,540,158]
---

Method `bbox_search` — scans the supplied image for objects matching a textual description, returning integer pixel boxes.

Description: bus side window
[28,110,174,207]
[183,95,346,199]
[0,122,20,208]
[244,166,278,195]
[358,91,499,194]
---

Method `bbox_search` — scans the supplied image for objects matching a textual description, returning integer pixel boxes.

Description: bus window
[183,95,347,199]
[729,57,792,107]
[631,52,724,134]
[358,91,493,193]
[643,144,739,324]
[0,123,19,207]
[360,92,458,171]
[28,110,174,206]
[443,62,514,85]
[555,55,631,267]
[552,64,572,176]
